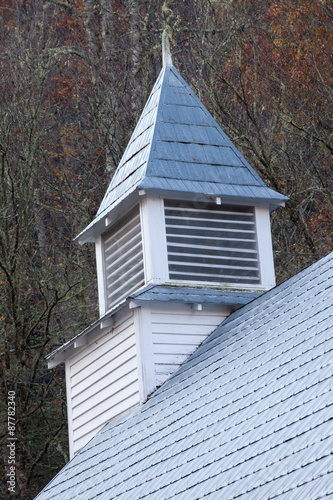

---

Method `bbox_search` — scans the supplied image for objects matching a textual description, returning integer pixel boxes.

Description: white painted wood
[47,351,65,369]
[164,200,261,286]
[66,308,141,456]
[74,335,88,348]
[71,351,137,402]
[72,384,140,438]
[71,331,136,385]
[65,360,75,459]
[134,306,156,402]
[129,300,140,309]
[140,197,169,284]
[72,369,139,418]
[155,352,189,365]
[150,305,227,387]
[153,332,208,346]
[154,343,200,356]
[254,206,276,289]
[100,317,114,329]
[104,206,144,309]
[72,392,140,455]
[70,313,135,375]
[95,235,107,316]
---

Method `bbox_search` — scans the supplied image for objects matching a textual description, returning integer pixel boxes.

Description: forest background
[0,0,332,497]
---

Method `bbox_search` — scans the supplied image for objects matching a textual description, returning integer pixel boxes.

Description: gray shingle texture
[79,64,287,240]
[129,285,262,306]
[37,251,333,499]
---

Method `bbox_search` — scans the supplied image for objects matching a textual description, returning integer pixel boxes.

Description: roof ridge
[143,66,170,178]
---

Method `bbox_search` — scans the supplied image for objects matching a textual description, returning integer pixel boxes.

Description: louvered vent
[104,206,144,309]
[165,200,260,285]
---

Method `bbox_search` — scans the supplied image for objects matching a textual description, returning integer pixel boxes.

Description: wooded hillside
[0,1,332,497]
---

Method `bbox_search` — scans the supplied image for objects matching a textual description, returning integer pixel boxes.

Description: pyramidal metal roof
[78,34,287,242]
[36,251,333,499]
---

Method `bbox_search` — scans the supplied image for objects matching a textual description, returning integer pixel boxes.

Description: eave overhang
[76,183,288,244]
[46,285,263,368]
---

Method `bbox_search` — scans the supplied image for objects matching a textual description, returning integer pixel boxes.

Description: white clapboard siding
[72,357,137,409]
[104,205,144,310]
[72,372,139,429]
[73,392,140,455]
[151,308,226,386]
[67,309,140,456]
[71,332,136,391]
[164,200,260,285]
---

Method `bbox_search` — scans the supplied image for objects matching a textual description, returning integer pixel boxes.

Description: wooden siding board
[152,314,222,325]
[68,308,140,456]
[71,357,138,404]
[72,369,139,418]
[73,387,140,444]
[73,383,140,435]
[72,391,140,454]
[151,322,219,335]
[153,333,208,346]
[153,343,204,356]
[154,353,189,365]
[70,313,135,375]
[151,307,226,388]
[71,337,136,392]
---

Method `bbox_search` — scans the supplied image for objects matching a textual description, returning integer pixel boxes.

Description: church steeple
[77,33,286,244]
[77,32,287,316]
[48,33,288,459]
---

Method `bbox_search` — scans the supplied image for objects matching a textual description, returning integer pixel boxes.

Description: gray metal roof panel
[152,141,249,167]
[129,285,262,305]
[148,160,257,184]
[139,176,286,202]
[159,122,227,145]
[78,64,287,241]
[37,251,333,499]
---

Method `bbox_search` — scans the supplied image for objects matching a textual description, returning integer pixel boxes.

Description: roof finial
[162,30,173,67]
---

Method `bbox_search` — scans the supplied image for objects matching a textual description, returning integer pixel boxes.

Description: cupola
[77,32,287,315]
[47,32,288,458]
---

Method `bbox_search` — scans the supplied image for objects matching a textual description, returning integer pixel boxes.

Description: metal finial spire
[162,30,173,67]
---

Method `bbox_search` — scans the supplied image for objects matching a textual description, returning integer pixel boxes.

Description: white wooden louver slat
[168,251,257,263]
[106,239,142,270]
[107,258,144,294]
[166,241,258,254]
[164,200,260,285]
[165,223,256,235]
[107,267,145,304]
[104,206,144,309]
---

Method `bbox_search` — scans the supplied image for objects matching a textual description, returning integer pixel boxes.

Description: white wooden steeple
[47,33,288,458]
[77,32,287,316]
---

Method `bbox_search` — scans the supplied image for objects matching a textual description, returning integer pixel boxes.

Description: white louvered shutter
[164,200,260,285]
[104,206,144,309]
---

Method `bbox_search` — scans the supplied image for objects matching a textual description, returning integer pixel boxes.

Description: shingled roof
[78,39,287,242]
[36,250,333,499]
